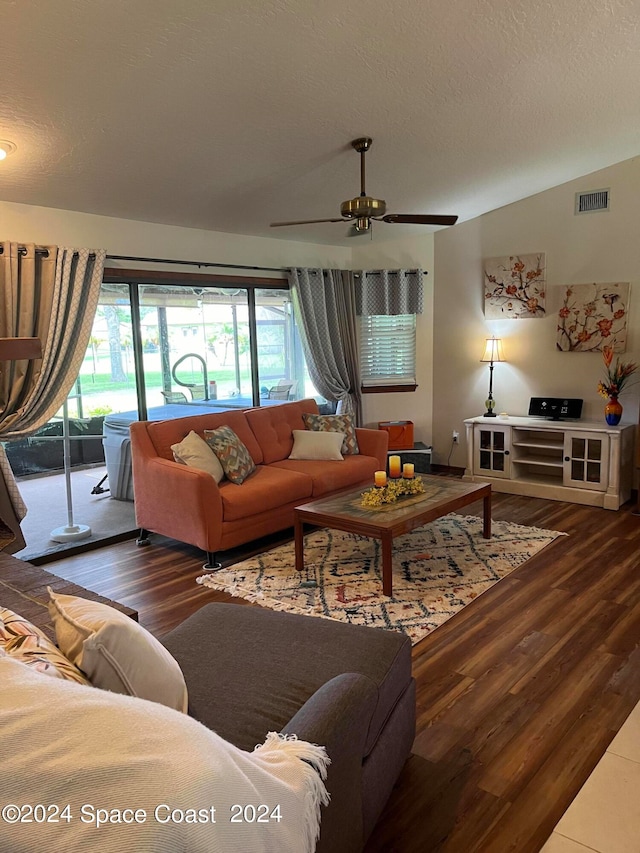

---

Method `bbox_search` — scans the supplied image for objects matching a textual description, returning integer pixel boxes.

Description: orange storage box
[378,420,414,450]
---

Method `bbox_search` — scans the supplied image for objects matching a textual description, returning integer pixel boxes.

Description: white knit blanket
[0,654,330,852]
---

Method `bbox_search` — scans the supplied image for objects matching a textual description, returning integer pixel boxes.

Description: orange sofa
[130,398,388,564]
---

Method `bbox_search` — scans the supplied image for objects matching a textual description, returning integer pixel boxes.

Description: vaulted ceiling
[2,0,639,245]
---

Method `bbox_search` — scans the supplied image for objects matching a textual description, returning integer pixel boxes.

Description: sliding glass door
[136,283,319,413]
[138,285,253,411]
[8,273,330,557]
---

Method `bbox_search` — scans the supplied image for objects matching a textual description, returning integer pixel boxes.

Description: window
[359,314,417,390]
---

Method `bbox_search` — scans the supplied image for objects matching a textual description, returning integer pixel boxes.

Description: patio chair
[268,381,295,400]
[161,391,189,404]
[188,385,207,401]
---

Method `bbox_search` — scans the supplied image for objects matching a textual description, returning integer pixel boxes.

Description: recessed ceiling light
[0,141,17,160]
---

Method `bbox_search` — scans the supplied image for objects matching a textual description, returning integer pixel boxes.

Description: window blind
[359,314,416,386]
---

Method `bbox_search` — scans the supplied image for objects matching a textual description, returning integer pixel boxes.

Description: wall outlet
[452,430,459,443]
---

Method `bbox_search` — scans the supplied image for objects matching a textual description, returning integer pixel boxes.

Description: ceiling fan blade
[270,218,346,227]
[381,214,458,226]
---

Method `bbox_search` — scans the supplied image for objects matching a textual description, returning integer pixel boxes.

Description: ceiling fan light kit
[270,137,458,233]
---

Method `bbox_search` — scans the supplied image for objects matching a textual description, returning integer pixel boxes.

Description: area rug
[197,514,566,644]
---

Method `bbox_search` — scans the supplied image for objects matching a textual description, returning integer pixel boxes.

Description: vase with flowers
[597,346,638,425]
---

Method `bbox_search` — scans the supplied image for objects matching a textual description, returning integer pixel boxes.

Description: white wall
[432,156,640,467]
[0,199,352,273]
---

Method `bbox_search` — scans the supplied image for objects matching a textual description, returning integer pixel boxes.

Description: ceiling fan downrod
[352,137,372,197]
[340,137,386,220]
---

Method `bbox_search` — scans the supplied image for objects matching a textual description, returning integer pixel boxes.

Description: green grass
[77,367,252,394]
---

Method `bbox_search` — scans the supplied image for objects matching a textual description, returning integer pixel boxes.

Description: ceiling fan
[270,137,458,233]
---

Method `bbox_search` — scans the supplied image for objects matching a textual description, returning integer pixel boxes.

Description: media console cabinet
[463,416,635,510]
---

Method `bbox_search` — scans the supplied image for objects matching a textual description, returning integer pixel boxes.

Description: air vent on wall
[575,188,610,214]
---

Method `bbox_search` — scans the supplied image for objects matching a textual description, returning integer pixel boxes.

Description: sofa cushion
[219,465,313,521]
[205,425,256,485]
[161,603,412,758]
[270,454,378,496]
[146,409,264,464]
[244,398,320,464]
[48,590,188,712]
[302,413,360,455]
[171,430,225,483]
[289,430,345,461]
[0,606,90,685]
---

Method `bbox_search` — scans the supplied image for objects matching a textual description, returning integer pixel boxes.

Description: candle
[388,455,402,478]
[374,470,387,487]
[403,463,415,479]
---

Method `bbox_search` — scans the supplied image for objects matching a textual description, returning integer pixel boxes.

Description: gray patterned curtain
[0,243,106,552]
[288,268,362,423]
[355,269,424,315]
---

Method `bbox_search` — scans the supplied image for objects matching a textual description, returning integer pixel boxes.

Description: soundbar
[528,397,583,420]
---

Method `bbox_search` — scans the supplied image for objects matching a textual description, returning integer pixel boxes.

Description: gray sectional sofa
[1,553,415,852]
[162,603,416,853]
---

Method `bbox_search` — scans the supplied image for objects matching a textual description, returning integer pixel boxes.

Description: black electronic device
[528,397,583,420]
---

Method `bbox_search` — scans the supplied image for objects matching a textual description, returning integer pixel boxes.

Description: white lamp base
[50,524,92,543]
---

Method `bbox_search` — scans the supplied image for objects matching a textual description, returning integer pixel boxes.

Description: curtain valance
[355,269,424,315]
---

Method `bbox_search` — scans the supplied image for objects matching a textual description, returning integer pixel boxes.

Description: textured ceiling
[1,0,639,246]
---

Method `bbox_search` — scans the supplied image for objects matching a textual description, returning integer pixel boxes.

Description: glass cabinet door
[474,425,511,478]
[563,432,609,491]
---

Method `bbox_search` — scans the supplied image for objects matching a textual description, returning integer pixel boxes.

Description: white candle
[389,455,402,478]
[403,463,415,479]
[374,470,387,487]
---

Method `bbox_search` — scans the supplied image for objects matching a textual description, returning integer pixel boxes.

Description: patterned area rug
[197,514,566,644]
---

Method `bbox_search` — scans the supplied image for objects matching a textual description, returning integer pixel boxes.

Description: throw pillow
[204,425,256,485]
[0,606,90,686]
[47,589,188,712]
[302,412,360,455]
[171,430,225,483]
[288,429,345,461]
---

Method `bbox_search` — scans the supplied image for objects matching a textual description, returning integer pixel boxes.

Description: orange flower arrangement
[597,346,638,399]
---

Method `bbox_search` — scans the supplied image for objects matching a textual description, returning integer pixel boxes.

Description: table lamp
[480,337,505,417]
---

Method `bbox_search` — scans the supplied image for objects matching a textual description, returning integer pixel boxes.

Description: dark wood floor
[38,490,640,853]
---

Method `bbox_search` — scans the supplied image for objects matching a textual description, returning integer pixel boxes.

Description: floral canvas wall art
[556,282,630,352]
[483,253,546,319]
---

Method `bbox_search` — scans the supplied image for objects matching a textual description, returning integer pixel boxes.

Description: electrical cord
[446,437,456,467]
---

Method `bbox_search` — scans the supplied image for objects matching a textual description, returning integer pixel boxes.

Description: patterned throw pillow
[302,413,360,455]
[0,606,90,686]
[171,430,225,484]
[204,425,257,484]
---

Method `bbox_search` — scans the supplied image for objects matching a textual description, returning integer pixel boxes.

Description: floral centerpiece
[361,476,426,508]
[597,345,637,425]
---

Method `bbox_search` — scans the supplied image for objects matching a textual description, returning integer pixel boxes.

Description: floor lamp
[0,338,91,544]
[50,399,92,543]
[480,337,505,417]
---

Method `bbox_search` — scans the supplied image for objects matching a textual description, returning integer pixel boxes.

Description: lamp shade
[480,337,505,363]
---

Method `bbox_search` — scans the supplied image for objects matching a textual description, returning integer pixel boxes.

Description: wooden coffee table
[294,475,491,597]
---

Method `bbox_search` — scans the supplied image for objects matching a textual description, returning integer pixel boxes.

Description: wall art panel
[483,253,546,319]
[556,281,630,352]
